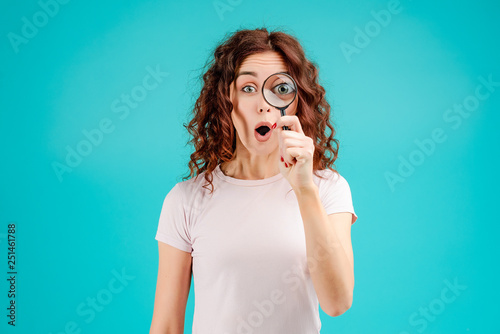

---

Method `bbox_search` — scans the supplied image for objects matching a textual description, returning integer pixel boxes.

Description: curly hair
[181,27,340,194]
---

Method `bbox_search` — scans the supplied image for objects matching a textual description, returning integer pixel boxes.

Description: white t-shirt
[155,163,358,334]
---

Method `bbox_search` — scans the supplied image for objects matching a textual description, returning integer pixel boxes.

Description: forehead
[236,51,288,81]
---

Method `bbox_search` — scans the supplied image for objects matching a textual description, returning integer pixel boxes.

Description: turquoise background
[1,0,499,333]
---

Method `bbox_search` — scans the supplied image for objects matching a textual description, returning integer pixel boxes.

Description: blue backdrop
[1,0,499,333]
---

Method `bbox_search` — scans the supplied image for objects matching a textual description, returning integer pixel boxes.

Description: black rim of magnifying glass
[262,72,297,131]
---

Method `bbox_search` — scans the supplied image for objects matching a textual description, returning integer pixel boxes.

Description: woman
[150,27,358,334]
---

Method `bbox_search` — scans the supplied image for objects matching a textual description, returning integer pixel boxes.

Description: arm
[295,184,355,317]
[150,241,192,334]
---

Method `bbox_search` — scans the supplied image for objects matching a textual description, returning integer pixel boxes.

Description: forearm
[295,184,354,316]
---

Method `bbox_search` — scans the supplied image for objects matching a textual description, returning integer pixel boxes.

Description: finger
[286,147,309,164]
[283,137,308,162]
[283,146,303,165]
[277,115,304,135]
[280,130,305,140]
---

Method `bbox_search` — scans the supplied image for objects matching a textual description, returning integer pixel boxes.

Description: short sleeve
[155,183,193,253]
[319,170,358,224]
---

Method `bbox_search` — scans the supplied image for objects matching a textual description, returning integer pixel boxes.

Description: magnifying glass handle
[279,108,289,131]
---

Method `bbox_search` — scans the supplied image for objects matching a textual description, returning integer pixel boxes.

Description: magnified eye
[242,85,256,93]
[272,83,295,95]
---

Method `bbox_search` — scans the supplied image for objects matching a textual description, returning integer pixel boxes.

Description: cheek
[232,106,252,139]
[232,92,260,139]
[289,97,299,115]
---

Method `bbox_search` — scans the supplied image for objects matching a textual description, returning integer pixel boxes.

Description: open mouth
[254,122,273,142]
[255,125,271,136]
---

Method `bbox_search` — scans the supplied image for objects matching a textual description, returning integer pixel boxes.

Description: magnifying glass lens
[263,73,297,109]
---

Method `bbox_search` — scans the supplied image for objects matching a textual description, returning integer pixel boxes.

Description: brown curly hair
[181,27,340,194]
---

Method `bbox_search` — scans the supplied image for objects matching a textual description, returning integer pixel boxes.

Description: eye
[272,83,295,95]
[242,85,256,93]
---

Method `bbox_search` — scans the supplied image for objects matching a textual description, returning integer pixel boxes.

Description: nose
[258,90,273,113]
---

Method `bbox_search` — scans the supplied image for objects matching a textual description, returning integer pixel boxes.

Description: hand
[276,115,316,193]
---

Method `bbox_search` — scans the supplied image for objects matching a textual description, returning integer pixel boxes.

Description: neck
[221,159,280,180]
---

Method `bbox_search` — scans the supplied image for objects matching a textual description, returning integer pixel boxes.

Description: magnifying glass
[262,72,297,131]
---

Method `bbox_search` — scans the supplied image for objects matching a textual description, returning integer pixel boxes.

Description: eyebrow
[235,70,290,80]
[235,71,257,80]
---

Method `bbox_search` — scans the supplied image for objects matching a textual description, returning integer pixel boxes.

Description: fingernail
[272,123,277,129]
[285,163,288,167]
[281,156,284,162]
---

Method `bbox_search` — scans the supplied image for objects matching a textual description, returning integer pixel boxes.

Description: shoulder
[166,169,217,206]
[176,168,216,194]
[314,168,353,197]
[314,168,357,221]
[314,168,347,186]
